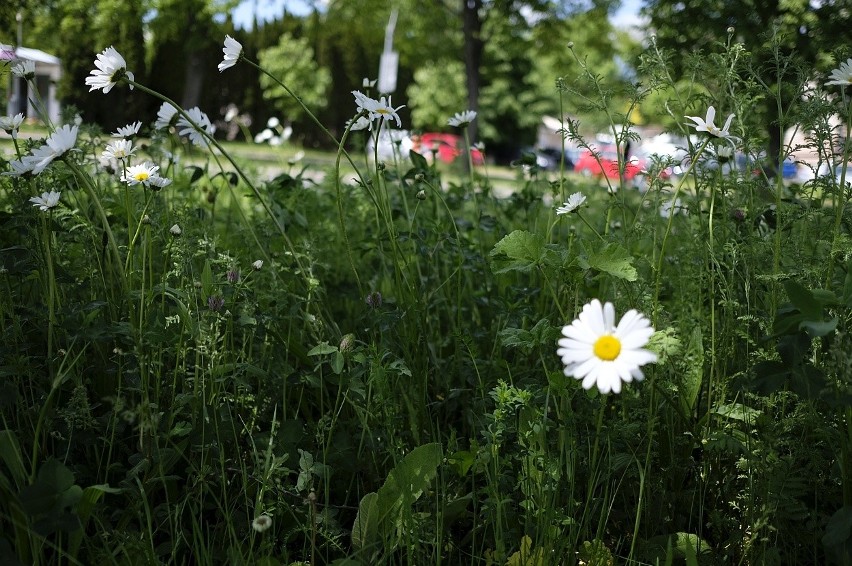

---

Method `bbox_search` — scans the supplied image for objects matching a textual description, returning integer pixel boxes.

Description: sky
[231,0,645,31]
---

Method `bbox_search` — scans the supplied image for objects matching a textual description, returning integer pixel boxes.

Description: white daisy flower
[102,139,135,161]
[351,91,404,128]
[252,514,272,533]
[121,162,161,186]
[556,192,587,215]
[85,46,134,93]
[346,116,371,131]
[557,299,657,395]
[447,110,477,128]
[0,113,25,139]
[177,107,215,147]
[22,124,78,174]
[685,106,737,143]
[113,121,142,138]
[826,58,852,86]
[218,35,243,72]
[148,175,172,189]
[3,158,34,177]
[154,102,179,130]
[29,191,61,211]
[11,60,35,79]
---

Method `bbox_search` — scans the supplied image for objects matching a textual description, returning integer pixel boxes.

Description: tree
[644,0,852,169]
[258,33,331,124]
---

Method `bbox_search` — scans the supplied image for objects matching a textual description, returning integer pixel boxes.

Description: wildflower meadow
[2,16,852,566]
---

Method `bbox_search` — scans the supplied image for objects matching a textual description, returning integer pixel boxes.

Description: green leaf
[490,230,545,274]
[409,150,429,170]
[351,443,443,550]
[351,492,380,549]
[823,505,852,547]
[713,402,761,423]
[578,242,637,281]
[308,342,338,356]
[201,260,214,298]
[186,165,204,184]
[0,430,27,488]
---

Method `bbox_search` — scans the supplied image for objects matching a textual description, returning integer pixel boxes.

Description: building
[2,44,62,124]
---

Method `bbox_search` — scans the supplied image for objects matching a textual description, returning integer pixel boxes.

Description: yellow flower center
[134,172,150,182]
[593,335,621,361]
[376,108,391,115]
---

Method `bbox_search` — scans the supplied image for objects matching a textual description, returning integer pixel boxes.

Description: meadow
[1,32,852,565]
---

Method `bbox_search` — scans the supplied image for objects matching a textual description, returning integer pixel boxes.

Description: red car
[573,145,643,180]
[414,133,484,165]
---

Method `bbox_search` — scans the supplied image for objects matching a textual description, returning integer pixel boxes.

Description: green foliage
[406,61,468,131]
[259,33,331,122]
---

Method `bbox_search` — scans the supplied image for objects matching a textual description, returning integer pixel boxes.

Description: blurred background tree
[3,0,641,160]
[644,0,852,168]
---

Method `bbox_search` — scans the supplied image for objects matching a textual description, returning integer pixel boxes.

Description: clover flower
[556,192,586,215]
[557,299,657,395]
[685,106,737,143]
[113,121,142,138]
[252,514,272,533]
[22,124,79,174]
[218,35,243,72]
[29,191,61,211]
[85,46,134,93]
[11,60,35,80]
[826,59,852,87]
[169,224,182,236]
[102,139,135,161]
[252,259,264,270]
[447,110,477,128]
[0,113,24,139]
[177,107,215,147]
[154,102,179,130]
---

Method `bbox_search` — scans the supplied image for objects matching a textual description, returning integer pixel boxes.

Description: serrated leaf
[489,230,545,274]
[578,242,637,281]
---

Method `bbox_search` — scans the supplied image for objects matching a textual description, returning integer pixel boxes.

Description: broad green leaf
[490,230,545,274]
[351,492,380,549]
[578,242,637,281]
[308,342,338,356]
[713,402,761,423]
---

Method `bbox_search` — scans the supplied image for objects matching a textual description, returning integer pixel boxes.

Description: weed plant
[1,30,852,566]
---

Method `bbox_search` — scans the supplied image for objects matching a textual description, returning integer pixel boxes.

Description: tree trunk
[462,0,483,144]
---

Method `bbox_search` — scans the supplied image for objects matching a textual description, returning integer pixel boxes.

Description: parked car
[533,147,577,171]
[573,145,644,180]
[414,132,484,165]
